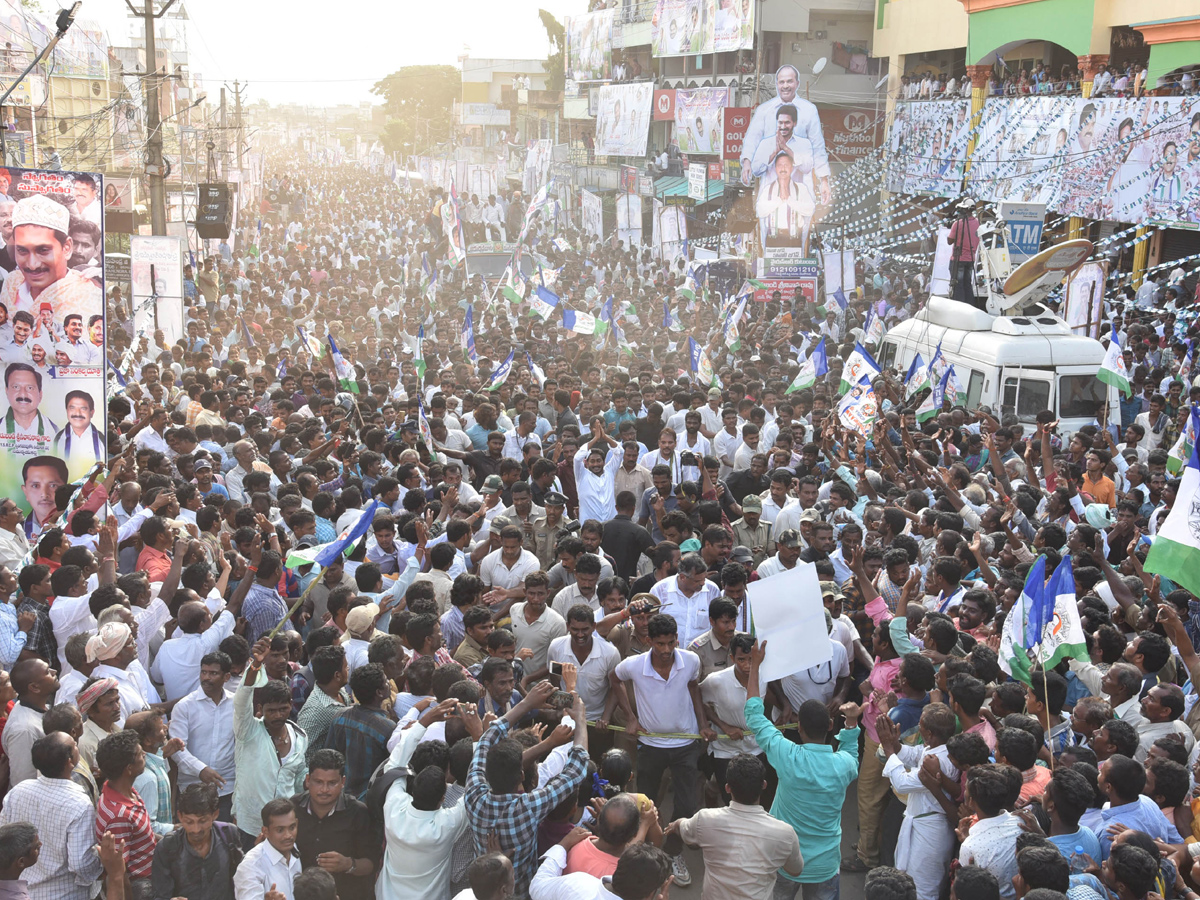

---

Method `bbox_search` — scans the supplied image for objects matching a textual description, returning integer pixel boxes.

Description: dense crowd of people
[897,60,1200,100]
[1,155,1200,900]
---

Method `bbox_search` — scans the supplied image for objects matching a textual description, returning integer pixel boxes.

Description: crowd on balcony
[903,60,1200,102]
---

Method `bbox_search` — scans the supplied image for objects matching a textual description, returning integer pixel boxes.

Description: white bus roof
[885,297,1104,368]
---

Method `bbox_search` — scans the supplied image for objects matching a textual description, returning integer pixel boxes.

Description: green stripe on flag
[1145,535,1200,601]
[501,286,523,304]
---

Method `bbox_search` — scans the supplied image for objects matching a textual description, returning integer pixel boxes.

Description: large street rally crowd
[2,155,1200,900]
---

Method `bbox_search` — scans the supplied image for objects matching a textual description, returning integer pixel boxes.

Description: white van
[879,296,1118,437]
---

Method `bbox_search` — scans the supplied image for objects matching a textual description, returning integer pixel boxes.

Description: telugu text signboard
[752,275,818,304]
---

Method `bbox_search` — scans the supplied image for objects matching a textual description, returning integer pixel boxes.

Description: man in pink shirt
[564,794,649,876]
[947,202,981,309]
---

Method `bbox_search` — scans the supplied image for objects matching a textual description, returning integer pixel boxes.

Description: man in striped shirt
[95,729,157,896]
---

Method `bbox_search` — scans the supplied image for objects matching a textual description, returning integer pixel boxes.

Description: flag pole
[1040,661,1055,771]
[267,565,325,641]
[1029,648,1055,772]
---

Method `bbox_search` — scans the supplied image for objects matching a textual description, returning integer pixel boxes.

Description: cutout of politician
[739,64,831,205]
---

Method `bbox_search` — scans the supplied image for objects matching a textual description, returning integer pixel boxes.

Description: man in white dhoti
[877,703,959,900]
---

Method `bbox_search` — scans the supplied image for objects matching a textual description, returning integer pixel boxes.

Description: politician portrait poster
[0,167,106,540]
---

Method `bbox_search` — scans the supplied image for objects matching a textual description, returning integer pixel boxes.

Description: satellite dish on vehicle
[989,239,1093,316]
[812,58,827,76]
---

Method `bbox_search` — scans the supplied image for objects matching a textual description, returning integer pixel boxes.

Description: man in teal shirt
[745,640,860,900]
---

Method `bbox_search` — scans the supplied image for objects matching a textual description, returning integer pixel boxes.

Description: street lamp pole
[0,2,82,166]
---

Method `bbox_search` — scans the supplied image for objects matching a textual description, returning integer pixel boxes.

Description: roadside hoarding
[0,167,107,536]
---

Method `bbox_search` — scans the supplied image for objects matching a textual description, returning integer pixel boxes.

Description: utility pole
[232,80,244,171]
[219,85,226,177]
[126,0,178,236]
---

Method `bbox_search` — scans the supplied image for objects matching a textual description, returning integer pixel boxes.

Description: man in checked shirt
[464,679,589,898]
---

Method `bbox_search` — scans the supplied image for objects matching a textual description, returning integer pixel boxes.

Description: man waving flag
[1098,324,1132,398]
[328,334,359,393]
[483,350,515,392]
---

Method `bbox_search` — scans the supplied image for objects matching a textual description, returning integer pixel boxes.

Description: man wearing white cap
[341,601,381,677]
[0,193,103,325]
[87,621,153,726]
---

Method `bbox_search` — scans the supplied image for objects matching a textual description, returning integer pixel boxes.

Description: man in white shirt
[650,555,723,648]
[88,621,155,725]
[481,196,505,241]
[232,798,303,900]
[134,407,172,455]
[479,525,541,609]
[698,388,725,436]
[151,592,240,701]
[510,572,567,679]
[547,605,620,724]
[379,698,469,900]
[755,530,804,580]
[609,612,714,887]
[779,611,850,715]
[573,427,623,524]
[640,429,683,485]
[170,651,237,816]
[502,412,542,461]
[712,408,743,478]
[0,497,30,571]
[669,752,803,897]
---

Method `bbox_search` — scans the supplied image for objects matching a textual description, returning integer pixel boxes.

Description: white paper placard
[746,562,832,683]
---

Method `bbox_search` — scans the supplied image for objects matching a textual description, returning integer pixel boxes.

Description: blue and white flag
[864,308,885,346]
[286,499,381,570]
[462,307,477,364]
[297,325,324,359]
[530,285,559,321]
[483,350,515,392]
[662,299,683,332]
[108,359,128,391]
[276,358,288,381]
[561,308,597,335]
[724,296,747,351]
[596,296,613,337]
[997,555,1090,684]
[786,338,828,394]
[526,352,546,389]
[941,364,960,408]
[328,334,358,393]
[839,342,882,395]
[926,342,946,388]
[999,556,1049,685]
[832,287,848,311]
[904,353,928,398]
[414,325,427,381]
[837,376,878,437]
[688,337,719,388]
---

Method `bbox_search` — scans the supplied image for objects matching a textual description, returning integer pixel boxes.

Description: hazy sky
[86,0,588,107]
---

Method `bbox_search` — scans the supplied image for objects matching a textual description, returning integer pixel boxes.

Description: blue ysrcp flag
[561,308,597,335]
